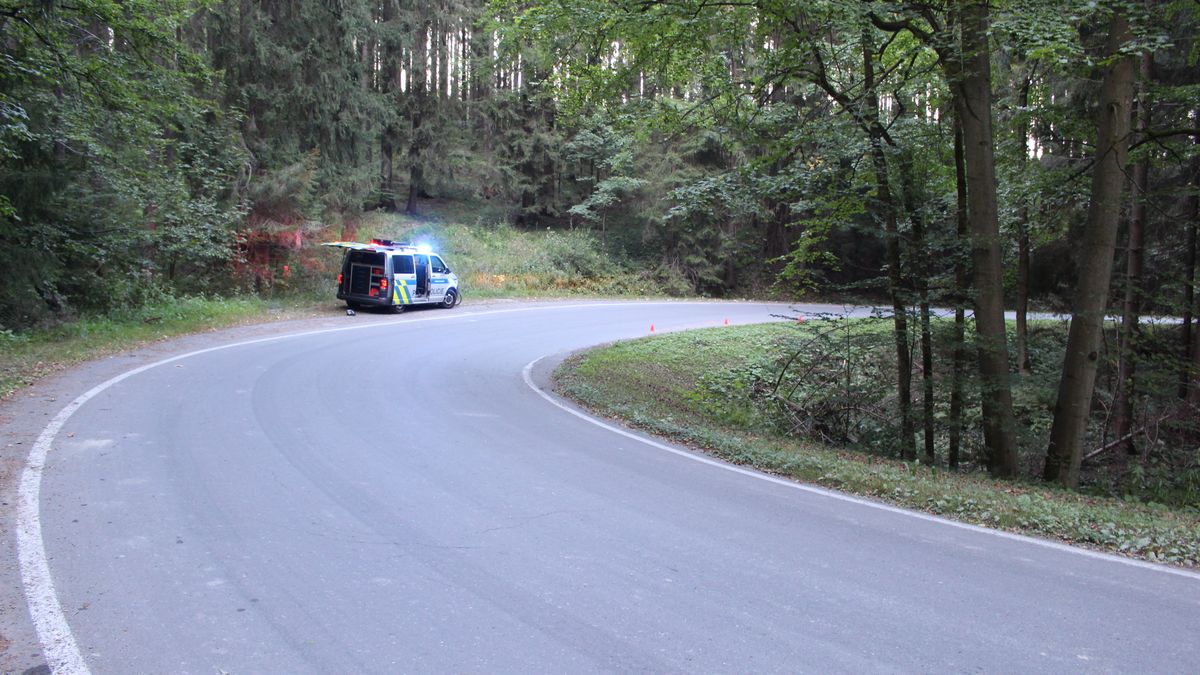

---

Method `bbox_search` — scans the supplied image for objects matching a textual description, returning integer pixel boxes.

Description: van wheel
[441,289,458,309]
[347,302,363,311]
[392,303,407,314]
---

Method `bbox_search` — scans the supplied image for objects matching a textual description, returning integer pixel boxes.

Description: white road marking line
[17,300,779,672]
[20,397,94,675]
[521,355,1200,582]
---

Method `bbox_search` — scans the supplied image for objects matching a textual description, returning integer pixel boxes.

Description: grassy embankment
[0,296,303,399]
[555,322,1200,567]
[0,208,672,399]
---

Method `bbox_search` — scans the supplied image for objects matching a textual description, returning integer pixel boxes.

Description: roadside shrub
[687,317,1200,507]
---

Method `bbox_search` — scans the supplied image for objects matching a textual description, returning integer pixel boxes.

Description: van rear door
[414,254,430,298]
[344,250,387,299]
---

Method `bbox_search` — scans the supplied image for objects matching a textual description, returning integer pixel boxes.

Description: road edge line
[521,354,1200,582]
[18,300,784,672]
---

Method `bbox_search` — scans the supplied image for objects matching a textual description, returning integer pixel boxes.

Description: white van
[323,240,460,312]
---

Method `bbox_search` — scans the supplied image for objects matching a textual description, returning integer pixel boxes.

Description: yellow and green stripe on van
[393,281,411,305]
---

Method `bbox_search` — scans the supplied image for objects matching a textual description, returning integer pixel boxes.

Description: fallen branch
[1083,431,1139,462]
[1083,410,1174,462]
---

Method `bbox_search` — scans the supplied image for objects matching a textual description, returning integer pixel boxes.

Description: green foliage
[339,211,674,298]
[3,0,1199,507]
[207,0,381,218]
[568,176,648,223]
[0,0,246,328]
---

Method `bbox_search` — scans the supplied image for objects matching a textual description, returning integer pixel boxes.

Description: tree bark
[1044,12,1136,487]
[899,147,936,464]
[439,15,451,98]
[1185,133,1195,401]
[950,1,1019,476]
[863,26,915,460]
[949,116,969,470]
[1182,114,1199,402]
[1016,220,1031,371]
[918,230,935,465]
[1113,51,1153,460]
[406,17,430,215]
[378,0,398,212]
[461,26,469,102]
[1014,73,1033,374]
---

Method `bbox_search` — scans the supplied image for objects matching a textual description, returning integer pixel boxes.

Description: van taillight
[337,273,343,285]
[380,277,389,290]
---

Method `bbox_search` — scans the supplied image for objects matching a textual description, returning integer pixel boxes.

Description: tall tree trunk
[951,0,1019,476]
[1044,12,1136,487]
[461,26,469,103]
[536,72,558,210]
[406,17,430,215]
[439,15,450,98]
[899,148,936,464]
[917,234,935,464]
[471,25,488,102]
[516,88,537,224]
[407,112,424,214]
[471,20,495,184]
[1113,52,1153,460]
[1016,222,1032,371]
[377,0,397,212]
[863,27,915,460]
[1182,114,1199,401]
[949,116,969,469]
[381,134,396,211]
[1014,74,1033,374]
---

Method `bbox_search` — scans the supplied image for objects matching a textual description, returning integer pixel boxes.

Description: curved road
[13,301,1200,673]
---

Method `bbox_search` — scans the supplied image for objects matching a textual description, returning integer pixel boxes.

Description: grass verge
[0,295,328,400]
[554,323,1200,568]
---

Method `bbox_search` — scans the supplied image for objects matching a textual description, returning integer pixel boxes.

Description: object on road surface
[323,239,461,312]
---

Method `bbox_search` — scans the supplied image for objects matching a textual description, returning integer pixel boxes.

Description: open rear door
[414,254,430,298]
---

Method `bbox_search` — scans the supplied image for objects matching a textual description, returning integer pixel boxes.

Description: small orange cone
[796,314,806,323]
[650,324,656,333]
[724,318,729,326]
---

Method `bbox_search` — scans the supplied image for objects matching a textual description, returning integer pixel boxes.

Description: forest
[2,0,1198,497]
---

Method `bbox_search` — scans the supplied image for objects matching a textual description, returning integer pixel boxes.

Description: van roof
[321,240,432,253]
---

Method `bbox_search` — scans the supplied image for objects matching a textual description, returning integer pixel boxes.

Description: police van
[323,239,460,312]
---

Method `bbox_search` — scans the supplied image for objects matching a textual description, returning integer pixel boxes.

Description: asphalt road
[12,301,1200,673]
